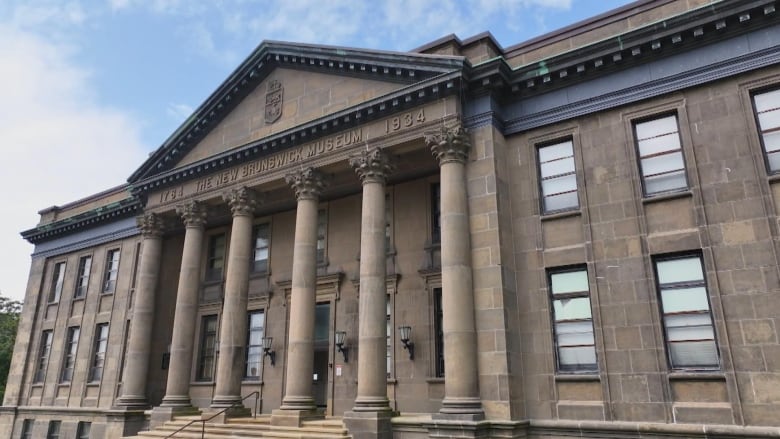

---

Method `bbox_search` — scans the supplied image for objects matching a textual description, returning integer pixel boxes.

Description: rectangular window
[89,323,109,382]
[385,192,393,251]
[102,249,120,293]
[206,234,226,282]
[433,288,444,377]
[74,256,92,299]
[46,420,60,439]
[317,209,327,264]
[49,262,66,302]
[655,254,719,369]
[549,268,597,372]
[634,114,687,195]
[20,419,33,439]
[753,88,780,173]
[197,315,218,381]
[431,184,441,243]
[538,139,578,212]
[386,296,392,378]
[252,224,270,273]
[245,311,265,379]
[34,330,53,383]
[76,422,91,439]
[60,326,80,383]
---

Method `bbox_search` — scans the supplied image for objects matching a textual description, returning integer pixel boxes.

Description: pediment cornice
[128,41,465,183]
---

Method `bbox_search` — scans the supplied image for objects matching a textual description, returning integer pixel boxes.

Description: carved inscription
[149,105,441,207]
[385,109,426,133]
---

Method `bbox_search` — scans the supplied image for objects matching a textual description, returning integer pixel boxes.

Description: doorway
[312,302,331,409]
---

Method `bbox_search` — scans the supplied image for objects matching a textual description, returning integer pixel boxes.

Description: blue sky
[0,0,631,301]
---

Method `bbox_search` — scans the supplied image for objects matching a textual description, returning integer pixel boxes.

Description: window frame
[431,183,441,244]
[632,112,689,197]
[245,310,265,380]
[76,421,91,439]
[60,326,80,383]
[537,138,579,214]
[49,261,66,303]
[751,86,780,174]
[89,323,109,382]
[547,266,598,373]
[653,253,720,371]
[433,287,444,378]
[46,420,61,439]
[34,330,53,383]
[102,249,120,294]
[196,314,219,381]
[20,419,34,439]
[205,233,226,282]
[251,223,271,274]
[74,255,92,299]
[316,208,328,265]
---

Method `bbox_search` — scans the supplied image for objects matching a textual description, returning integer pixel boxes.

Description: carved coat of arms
[265,80,283,124]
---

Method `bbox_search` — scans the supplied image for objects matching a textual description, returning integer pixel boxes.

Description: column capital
[136,212,165,238]
[222,187,258,217]
[285,167,327,201]
[425,125,470,166]
[349,147,395,185]
[175,201,207,228]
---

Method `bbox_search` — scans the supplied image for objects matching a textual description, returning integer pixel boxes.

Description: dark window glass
[538,140,578,212]
[252,224,270,273]
[549,268,597,372]
[206,235,226,282]
[74,256,92,298]
[89,323,109,381]
[34,330,53,383]
[49,262,66,302]
[433,288,444,377]
[46,420,60,439]
[77,422,91,439]
[103,249,120,293]
[431,184,441,243]
[245,311,264,379]
[60,326,80,382]
[197,315,218,381]
[634,114,687,196]
[316,210,327,264]
[20,419,34,439]
[655,254,719,369]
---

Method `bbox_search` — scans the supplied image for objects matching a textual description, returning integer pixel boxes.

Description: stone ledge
[529,419,780,438]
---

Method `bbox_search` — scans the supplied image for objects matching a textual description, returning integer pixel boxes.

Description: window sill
[767,173,780,184]
[86,382,99,387]
[641,190,692,205]
[387,378,397,384]
[241,379,264,385]
[540,209,581,222]
[57,382,71,387]
[191,381,215,386]
[426,377,444,384]
[72,297,85,303]
[555,373,600,382]
[668,371,724,381]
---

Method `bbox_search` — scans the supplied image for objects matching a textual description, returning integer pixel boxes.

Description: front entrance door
[312,302,331,409]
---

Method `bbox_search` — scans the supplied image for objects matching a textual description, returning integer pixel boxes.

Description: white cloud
[0,24,148,301]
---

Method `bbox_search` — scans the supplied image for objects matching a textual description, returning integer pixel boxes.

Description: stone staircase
[130,415,352,439]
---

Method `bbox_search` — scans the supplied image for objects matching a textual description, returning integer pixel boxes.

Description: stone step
[129,415,351,439]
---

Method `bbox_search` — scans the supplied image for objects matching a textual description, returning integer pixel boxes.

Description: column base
[105,407,148,437]
[344,410,393,439]
[435,397,484,421]
[202,406,252,423]
[113,395,151,410]
[270,408,323,427]
[352,396,393,412]
[150,404,201,429]
[209,395,242,409]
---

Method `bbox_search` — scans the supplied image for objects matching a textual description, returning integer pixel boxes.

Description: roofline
[412,32,504,54]
[37,183,130,216]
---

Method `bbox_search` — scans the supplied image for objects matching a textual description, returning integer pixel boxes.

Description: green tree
[0,293,22,402]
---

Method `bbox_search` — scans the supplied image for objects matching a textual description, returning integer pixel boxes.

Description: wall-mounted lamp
[335,331,349,363]
[262,337,276,366]
[398,325,415,360]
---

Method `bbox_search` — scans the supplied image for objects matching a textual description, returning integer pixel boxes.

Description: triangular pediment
[175,68,407,168]
[129,41,464,183]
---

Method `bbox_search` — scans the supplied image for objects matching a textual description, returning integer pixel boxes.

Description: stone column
[426,126,484,420]
[271,167,327,427]
[116,212,165,409]
[159,201,207,410]
[344,148,395,439]
[211,187,257,410]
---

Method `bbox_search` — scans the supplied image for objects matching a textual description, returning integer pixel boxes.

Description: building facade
[3,0,780,437]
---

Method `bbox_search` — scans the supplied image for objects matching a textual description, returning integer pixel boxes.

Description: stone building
[3,0,780,437]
